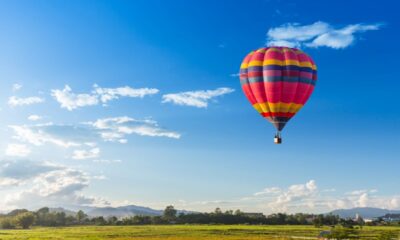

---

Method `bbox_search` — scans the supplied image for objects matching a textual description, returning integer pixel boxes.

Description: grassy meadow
[0,225,399,240]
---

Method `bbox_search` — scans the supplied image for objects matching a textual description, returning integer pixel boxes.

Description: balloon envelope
[240,47,317,131]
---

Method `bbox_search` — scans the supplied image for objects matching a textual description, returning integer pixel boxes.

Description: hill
[87,205,163,218]
[49,207,77,216]
[330,207,400,219]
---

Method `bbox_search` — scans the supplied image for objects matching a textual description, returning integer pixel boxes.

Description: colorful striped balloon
[240,46,317,143]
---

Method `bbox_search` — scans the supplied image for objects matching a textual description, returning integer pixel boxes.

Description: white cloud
[0,178,21,187]
[51,84,160,111]
[5,144,31,157]
[357,193,369,207]
[266,21,381,49]
[72,148,100,160]
[172,180,400,214]
[268,22,330,47]
[92,159,122,164]
[9,123,84,148]
[267,40,300,48]
[9,117,178,151]
[51,85,99,111]
[0,160,62,187]
[12,83,22,91]
[93,85,159,103]
[8,96,44,107]
[263,180,318,212]
[162,87,234,108]
[0,160,110,210]
[92,175,107,180]
[27,115,42,121]
[89,116,181,141]
[254,187,282,196]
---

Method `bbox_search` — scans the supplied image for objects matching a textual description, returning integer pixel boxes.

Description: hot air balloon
[239,47,317,144]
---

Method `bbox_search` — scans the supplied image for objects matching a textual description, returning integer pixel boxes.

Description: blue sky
[0,0,399,213]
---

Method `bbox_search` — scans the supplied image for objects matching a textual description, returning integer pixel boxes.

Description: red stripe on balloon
[241,86,258,105]
[242,82,314,104]
[245,70,314,80]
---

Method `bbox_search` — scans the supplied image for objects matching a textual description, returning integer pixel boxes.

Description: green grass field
[0,225,399,240]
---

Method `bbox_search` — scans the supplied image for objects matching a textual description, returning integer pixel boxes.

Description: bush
[0,218,16,229]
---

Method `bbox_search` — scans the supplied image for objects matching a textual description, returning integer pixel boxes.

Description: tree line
[0,205,398,229]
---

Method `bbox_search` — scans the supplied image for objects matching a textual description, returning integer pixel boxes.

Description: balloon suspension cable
[274,131,282,144]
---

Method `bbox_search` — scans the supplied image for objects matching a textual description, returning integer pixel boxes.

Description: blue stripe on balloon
[240,76,316,86]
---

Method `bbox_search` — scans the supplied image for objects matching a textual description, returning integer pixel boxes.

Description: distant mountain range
[329,207,400,219]
[4,205,400,220]
[56,205,193,218]
[49,207,77,216]
[86,205,164,218]
[63,206,400,219]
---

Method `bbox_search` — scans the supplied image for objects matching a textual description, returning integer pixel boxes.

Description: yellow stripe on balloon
[266,48,304,54]
[253,102,303,114]
[242,60,317,70]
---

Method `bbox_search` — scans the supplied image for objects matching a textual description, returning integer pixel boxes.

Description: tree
[36,207,50,215]
[15,212,35,229]
[151,216,166,224]
[356,216,365,229]
[214,208,222,215]
[66,215,76,225]
[234,209,243,216]
[92,216,106,225]
[225,210,233,215]
[0,218,16,229]
[7,209,28,217]
[132,215,152,225]
[35,207,50,226]
[163,205,177,222]
[55,212,66,226]
[107,216,118,225]
[313,214,324,227]
[76,210,87,224]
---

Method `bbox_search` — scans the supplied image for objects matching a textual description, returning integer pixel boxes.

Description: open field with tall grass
[0,225,399,240]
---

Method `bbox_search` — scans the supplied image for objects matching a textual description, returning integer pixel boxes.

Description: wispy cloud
[162,88,234,108]
[5,144,31,157]
[12,83,22,92]
[27,115,42,121]
[72,148,100,160]
[51,84,159,111]
[254,187,282,196]
[92,159,122,164]
[218,43,225,48]
[88,116,181,142]
[8,96,44,107]
[8,123,87,148]
[93,85,159,103]
[9,117,179,151]
[267,21,382,49]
